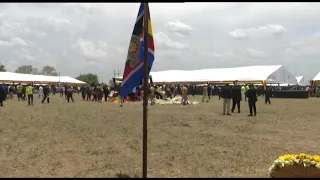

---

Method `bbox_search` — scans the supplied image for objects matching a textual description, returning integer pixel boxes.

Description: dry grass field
[1,94,320,178]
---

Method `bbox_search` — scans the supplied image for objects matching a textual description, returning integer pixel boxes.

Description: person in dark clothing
[60,86,64,97]
[64,85,68,100]
[66,86,74,103]
[51,85,56,95]
[192,85,196,96]
[8,85,14,99]
[87,85,94,101]
[92,86,97,101]
[103,85,109,102]
[221,84,232,115]
[218,86,222,100]
[0,83,6,106]
[264,87,271,104]
[41,85,50,104]
[22,85,26,101]
[231,83,242,113]
[207,84,212,100]
[247,84,258,116]
[95,84,103,102]
[81,86,86,100]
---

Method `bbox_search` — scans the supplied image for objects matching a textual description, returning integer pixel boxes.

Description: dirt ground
[0,94,320,178]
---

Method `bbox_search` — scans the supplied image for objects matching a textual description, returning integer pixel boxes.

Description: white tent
[296,76,304,84]
[116,65,298,84]
[313,72,320,81]
[295,76,309,86]
[0,72,86,84]
[312,72,320,86]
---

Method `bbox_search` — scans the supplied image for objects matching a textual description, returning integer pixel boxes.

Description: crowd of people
[0,81,310,117]
[0,82,124,107]
[142,82,271,116]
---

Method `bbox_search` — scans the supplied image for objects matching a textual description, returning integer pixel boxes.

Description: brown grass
[0,94,320,178]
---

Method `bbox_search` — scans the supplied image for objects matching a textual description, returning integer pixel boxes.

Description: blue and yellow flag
[120,3,155,98]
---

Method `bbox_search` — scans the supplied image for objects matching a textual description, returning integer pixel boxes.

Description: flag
[120,3,155,98]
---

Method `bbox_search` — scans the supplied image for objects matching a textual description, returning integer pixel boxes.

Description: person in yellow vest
[26,83,34,106]
[241,85,246,101]
[17,83,23,101]
[202,84,209,102]
[245,84,249,101]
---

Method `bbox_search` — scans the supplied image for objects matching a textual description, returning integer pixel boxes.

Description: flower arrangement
[269,153,320,178]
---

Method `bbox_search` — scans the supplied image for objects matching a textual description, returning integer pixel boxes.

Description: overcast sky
[0,3,320,81]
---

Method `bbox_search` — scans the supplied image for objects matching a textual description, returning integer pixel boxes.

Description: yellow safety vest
[241,86,246,93]
[17,85,23,93]
[245,86,249,92]
[26,86,33,95]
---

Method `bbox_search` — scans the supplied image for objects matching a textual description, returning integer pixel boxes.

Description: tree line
[0,63,105,85]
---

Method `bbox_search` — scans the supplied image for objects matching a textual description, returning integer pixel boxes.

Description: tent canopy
[313,72,320,81]
[116,65,297,84]
[0,72,86,84]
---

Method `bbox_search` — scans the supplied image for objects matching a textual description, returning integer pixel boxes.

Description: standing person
[149,85,155,105]
[87,85,94,101]
[207,83,212,100]
[202,85,209,102]
[64,85,68,100]
[38,85,43,98]
[103,85,109,102]
[231,82,242,113]
[66,86,74,103]
[181,84,188,105]
[8,85,14,99]
[59,86,64,97]
[22,85,26,101]
[41,85,50,104]
[92,85,97,101]
[244,84,249,101]
[264,87,272,104]
[77,86,81,95]
[221,84,232,115]
[81,85,86,101]
[165,85,172,99]
[26,83,34,106]
[247,84,258,116]
[0,83,6,106]
[241,85,246,101]
[95,84,103,102]
[192,85,196,97]
[173,85,177,97]
[217,86,222,100]
[118,83,125,107]
[16,83,23,101]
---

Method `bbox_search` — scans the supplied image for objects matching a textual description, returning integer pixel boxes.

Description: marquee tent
[0,72,86,84]
[115,65,298,84]
[312,72,320,86]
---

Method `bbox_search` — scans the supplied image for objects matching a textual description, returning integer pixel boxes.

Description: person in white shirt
[38,85,43,98]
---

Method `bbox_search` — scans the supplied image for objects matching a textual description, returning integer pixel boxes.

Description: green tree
[15,65,39,74]
[40,65,58,76]
[75,73,99,85]
[0,63,6,72]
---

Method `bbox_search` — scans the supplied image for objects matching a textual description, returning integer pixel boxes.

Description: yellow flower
[269,153,320,177]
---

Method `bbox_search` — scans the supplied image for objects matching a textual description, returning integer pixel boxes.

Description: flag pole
[142,2,149,179]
